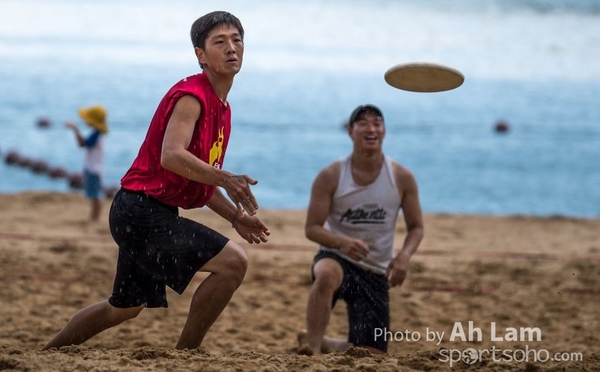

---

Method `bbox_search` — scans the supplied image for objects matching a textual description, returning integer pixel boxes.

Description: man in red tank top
[44,11,270,351]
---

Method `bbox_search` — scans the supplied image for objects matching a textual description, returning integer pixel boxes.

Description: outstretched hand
[233,212,270,244]
[223,174,259,215]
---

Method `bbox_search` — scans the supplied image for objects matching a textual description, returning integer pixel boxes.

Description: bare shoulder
[311,161,341,193]
[390,159,419,199]
[320,161,341,180]
[390,160,416,182]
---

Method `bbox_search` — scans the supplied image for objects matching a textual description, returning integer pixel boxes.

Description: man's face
[196,24,244,75]
[349,112,385,151]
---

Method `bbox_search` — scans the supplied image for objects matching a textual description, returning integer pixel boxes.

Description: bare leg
[301,258,345,355]
[43,300,143,350]
[90,199,102,222]
[175,241,248,350]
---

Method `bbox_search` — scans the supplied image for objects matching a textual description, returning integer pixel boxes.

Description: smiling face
[349,111,386,153]
[195,24,244,76]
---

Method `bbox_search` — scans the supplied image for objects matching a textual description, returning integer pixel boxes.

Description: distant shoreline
[1,190,597,220]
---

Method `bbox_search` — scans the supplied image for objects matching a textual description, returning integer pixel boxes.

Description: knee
[313,270,341,294]
[230,250,248,285]
[221,243,248,286]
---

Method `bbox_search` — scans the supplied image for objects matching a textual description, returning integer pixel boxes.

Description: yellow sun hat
[78,105,108,134]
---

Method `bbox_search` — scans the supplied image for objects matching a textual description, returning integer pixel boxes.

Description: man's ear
[194,47,205,66]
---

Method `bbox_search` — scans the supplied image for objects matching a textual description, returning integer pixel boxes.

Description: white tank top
[322,154,402,275]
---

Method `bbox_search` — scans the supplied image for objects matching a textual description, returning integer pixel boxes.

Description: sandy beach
[0,191,598,371]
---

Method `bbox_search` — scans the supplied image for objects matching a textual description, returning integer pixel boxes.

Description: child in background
[65,105,108,223]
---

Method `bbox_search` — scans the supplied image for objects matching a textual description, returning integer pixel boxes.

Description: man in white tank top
[298,104,424,355]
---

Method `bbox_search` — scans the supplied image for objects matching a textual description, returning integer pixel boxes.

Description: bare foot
[297,345,314,356]
[296,329,314,355]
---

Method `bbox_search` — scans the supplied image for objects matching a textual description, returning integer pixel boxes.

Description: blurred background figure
[494,120,510,134]
[36,117,52,129]
[65,105,109,223]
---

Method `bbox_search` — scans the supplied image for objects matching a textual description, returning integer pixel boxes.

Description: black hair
[348,104,384,128]
[190,11,244,50]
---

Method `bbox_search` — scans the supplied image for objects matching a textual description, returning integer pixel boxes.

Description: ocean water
[0,0,599,217]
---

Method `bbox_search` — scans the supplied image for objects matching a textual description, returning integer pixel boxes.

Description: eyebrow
[357,116,383,121]
[209,29,241,41]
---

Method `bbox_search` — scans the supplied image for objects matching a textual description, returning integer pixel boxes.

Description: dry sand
[0,191,598,371]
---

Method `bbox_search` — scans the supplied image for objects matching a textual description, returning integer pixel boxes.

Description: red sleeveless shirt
[121,73,231,209]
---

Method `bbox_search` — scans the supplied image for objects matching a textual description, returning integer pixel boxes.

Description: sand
[0,191,598,371]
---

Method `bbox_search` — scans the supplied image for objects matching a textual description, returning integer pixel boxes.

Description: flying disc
[384,62,464,92]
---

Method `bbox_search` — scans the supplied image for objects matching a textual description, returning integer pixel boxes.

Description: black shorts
[107,188,228,308]
[313,249,390,352]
